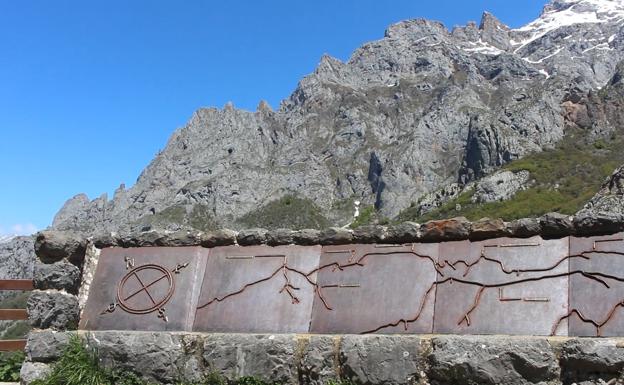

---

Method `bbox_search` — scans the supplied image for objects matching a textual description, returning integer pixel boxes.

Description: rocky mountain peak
[542,0,624,15]
[49,1,624,233]
[383,18,449,40]
[478,11,511,50]
[479,11,509,32]
[0,234,15,244]
[514,0,624,49]
[256,100,273,114]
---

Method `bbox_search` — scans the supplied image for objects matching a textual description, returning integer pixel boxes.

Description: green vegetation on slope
[0,291,31,381]
[0,291,29,310]
[237,195,330,230]
[0,291,31,340]
[348,205,389,228]
[135,204,219,232]
[397,129,624,223]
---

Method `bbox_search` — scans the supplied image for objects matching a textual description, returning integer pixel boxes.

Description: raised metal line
[338,284,361,288]
[498,288,521,301]
[593,238,624,250]
[254,254,286,258]
[374,244,410,248]
[484,243,540,248]
[522,297,550,302]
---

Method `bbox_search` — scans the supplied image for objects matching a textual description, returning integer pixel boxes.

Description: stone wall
[22,330,624,385]
[20,212,624,384]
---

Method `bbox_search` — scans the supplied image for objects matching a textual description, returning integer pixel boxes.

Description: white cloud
[0,223,38,236]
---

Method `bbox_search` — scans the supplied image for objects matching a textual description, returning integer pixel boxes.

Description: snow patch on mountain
[512,0,624,53]
[0,235,15,244]
[463,39,504,55]
[524,47,565,63]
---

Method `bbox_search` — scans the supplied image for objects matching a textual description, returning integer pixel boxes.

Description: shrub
[349,205,376,228]
[236,195,330,230]
[396,128,624,222]
[0,351,24,382]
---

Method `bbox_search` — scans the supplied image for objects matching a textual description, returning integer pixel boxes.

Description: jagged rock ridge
[52,0,624,232]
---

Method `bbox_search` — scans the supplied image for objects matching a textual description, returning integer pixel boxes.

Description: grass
[32,335,353,385]
[0,351,24,382]
[396,128,624,223]
[349,205,376,228]
[236,194,331,230]
[348,205,389,228]
[134,204,219,232]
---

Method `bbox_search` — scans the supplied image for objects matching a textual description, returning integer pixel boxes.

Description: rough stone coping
[23,330,624,385]
[84,212,623,249]
[33,212,624,258]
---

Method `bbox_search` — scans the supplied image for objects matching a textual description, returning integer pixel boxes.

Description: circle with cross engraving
[116,264,175,314]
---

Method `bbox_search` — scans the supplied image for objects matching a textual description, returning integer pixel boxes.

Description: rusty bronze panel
[568,233,624,337]
[80,247,208,331]
[433,236,569,336]
[309,243,439,334]
[193,245,321,333]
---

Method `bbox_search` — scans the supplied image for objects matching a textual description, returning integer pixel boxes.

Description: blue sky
[0,0,547,235]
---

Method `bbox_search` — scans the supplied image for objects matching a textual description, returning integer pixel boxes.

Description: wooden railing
[0,279,33,352]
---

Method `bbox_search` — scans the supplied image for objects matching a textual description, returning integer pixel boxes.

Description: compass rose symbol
[101,260,189,322]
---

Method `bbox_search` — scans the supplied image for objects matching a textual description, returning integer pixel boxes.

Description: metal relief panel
[193,245,321,333]
[309,243,438,334]
[79,247,208,331]
[568,234,624,336]
[433,237,569,336]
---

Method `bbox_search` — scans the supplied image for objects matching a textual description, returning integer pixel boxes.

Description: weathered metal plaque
[433,236,569,336]
[309,243,438,334]
[569,233,624,337]
[193,245,321,333]
[80,247,208,331]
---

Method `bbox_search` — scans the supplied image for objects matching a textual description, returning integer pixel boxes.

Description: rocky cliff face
[0,236,34,279]
[580,164,624,216]
[51,0,624,232]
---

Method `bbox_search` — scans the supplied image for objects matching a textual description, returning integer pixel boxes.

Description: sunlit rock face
[51,0,624,232]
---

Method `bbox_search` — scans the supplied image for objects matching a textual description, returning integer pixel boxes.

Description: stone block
[427,336,559,385]
[540,212,574,238]
[33,260,81,294]
[319,227,353,245]
[266,228,295,246]
[237,228,268,246]
[27,290,79,330]
[203,333,298,385]
[560,339,624,384]
[292,229,321,245]
[26,330,72,363]
[384,222,420,243]
[340,335,424,385]
[200,229,237,247]
[420,217,470,242]
[351,225,387,244]
[34,230,86,265]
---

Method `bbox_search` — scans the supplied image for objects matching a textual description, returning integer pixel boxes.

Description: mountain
[0,236,35,339]
[0,236,33,279]
[0,235,15,244]
[51,0,624,233]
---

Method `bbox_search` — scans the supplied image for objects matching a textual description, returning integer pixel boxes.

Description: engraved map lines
[194,240,624,336]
